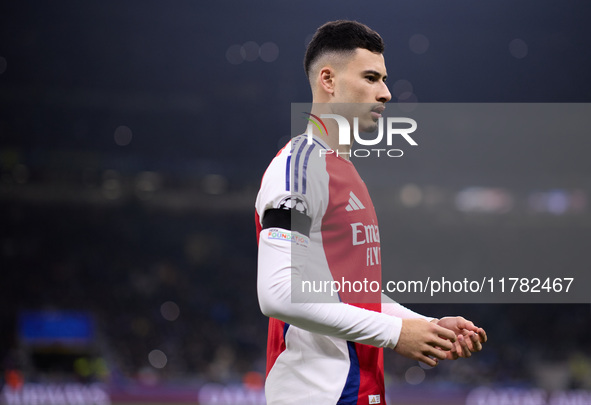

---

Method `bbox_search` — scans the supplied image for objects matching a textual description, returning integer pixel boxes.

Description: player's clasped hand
[434,316,488,360]
[393,318,458,367]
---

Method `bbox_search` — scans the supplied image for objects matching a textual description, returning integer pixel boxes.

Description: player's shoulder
[256,135,330,216]
[264,135,329,177]
[288,134,330,159]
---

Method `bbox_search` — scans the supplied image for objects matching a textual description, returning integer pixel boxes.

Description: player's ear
[318,66,335,95]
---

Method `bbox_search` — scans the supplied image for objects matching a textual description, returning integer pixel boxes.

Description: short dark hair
[303,20,385,79]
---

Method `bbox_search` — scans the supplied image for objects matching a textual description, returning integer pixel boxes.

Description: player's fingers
[458,335,472,357]
[463,336,474,357]
[449,343,459,360]
[431,336,453,351]
[477,328,488,343]
[426,345,449,361]
[433,324,457,343]
[459,318,479,333]
[439,342,458,360]
[419,356,439,367]
[469,332,483,352]
[450,341,458,355]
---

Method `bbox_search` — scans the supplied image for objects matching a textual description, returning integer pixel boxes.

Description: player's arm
[257,209,456,366]
[381,292,434,321]
[258,218,399,348]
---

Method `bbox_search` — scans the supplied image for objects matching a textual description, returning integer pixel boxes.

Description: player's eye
[366,76,377,82]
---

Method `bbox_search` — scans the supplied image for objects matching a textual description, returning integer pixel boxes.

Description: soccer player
[255,20,487,405]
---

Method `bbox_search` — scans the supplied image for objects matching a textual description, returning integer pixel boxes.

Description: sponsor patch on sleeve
[369,395,381,404]
[267,228,309,247]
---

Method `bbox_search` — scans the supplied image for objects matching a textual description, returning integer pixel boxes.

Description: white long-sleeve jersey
[255,135,431,405]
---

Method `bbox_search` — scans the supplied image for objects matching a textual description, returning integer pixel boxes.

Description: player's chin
[360,120,379,133]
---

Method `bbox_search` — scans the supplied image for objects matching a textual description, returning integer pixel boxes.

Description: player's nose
[377,82,391,103]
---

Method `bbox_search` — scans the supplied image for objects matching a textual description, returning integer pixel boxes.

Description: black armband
[262,208,312,237]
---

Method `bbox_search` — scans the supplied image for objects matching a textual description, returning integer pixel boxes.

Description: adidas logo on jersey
[345,191,365,211]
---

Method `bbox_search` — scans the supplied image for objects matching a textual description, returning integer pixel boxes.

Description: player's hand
[433,316,487,360]
[393,318,457,367]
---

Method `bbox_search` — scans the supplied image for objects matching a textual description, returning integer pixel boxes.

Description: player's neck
[309,105,353,160]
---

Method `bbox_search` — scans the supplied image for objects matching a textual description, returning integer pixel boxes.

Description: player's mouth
[370,105,386,120]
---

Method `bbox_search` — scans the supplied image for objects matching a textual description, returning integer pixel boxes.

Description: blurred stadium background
[1,1,590,404]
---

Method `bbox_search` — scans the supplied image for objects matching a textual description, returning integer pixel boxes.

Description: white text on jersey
[351,222,380,245]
